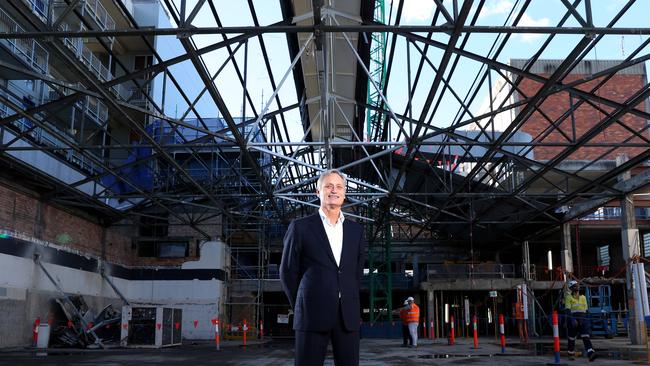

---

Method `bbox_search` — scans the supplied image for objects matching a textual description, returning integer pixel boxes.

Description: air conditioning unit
[120,306,182,348]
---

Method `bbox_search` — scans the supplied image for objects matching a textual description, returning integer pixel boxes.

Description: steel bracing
[0,0,649,254]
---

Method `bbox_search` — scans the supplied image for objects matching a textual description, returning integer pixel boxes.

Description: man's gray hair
[316,169,347,190]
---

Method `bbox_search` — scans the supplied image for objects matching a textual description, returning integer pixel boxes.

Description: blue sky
[167,0,650,139]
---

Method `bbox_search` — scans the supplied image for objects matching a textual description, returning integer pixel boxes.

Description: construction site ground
[2,336,650,365]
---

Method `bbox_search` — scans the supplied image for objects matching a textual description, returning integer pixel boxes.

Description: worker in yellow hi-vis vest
[564,280,597,362]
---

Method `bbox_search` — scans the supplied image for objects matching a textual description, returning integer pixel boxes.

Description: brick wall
[168,214,221,238]
[134,214,221,267]
[0,182,223,267]
[0,183,135,265]
[105,220,136,266]
[0,184,38,236]
[516,73,648,161]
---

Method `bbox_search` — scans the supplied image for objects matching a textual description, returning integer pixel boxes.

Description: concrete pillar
[560,223,573,276]
[621,193,646,344]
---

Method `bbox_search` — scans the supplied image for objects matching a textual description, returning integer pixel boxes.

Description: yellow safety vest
[564,292,588,313]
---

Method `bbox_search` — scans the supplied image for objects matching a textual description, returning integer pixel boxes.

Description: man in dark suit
[280,169,366,366]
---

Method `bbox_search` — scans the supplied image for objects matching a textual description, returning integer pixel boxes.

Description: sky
[162,0,650,141]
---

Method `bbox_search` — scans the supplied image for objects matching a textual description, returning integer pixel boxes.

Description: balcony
[21,0,48,21]
[0,8,49,74]
[126,85,151,107]
[80,0,115,32]
[0,89,102,175]
[46,85,109,125]
[52,0,115,31]
[58,26,130,100]
[53,0,116,49]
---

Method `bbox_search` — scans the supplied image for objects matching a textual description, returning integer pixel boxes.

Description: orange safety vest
[399,307,409,325]
[514,302,524,320]
[405,303,420,323]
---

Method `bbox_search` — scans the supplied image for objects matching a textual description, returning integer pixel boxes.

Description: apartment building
[0,0,231,347]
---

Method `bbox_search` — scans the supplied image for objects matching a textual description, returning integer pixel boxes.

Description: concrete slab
[0,337,646,365]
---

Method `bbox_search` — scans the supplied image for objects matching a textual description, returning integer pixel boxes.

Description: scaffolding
[225,219,267,336]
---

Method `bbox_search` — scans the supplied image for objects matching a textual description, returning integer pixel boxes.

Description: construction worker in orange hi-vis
[514,287,528,344]
[405,297,420,347]
[393,300,412,347]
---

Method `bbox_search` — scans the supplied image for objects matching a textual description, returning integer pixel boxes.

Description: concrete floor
[0,337,648,365]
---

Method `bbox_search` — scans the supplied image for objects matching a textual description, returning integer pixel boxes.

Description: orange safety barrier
[242,319,248,347]
[552,311,560,364]
[448,315,455,345]
[499,314,506,353]
[472,315,478,349]
[33,317,40,347]
[213,318,221,351]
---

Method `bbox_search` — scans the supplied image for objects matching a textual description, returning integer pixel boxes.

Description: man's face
[317,173,346,208]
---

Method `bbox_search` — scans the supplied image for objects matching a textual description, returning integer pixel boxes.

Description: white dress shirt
[318,208,344,267]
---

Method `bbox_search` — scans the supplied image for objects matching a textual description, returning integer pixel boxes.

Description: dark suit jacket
[280,213,366,332]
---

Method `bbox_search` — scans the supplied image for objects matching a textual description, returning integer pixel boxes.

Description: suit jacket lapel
[312,214,338,267]
[340,220,352,270]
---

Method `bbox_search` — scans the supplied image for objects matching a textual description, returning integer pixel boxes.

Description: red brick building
[511,59,649,162]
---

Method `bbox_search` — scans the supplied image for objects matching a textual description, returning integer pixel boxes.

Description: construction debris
[48,295,121,348]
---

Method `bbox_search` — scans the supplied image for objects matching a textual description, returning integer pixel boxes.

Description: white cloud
[478,0,514,18]
[401,0,436,22]
[606,0,630,13]
[402,0,515,23]
[516,13,550,43]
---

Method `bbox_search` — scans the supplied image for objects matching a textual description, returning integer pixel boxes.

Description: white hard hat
[403,300,409,305]
[406,296,414,301]
[568,280,579,289]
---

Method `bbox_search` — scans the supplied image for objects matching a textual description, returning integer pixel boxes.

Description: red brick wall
[0,184,38,235]
[0,183,135,265]
[0,182,224,266]
[516,73,648,161]
[105,222,135,266]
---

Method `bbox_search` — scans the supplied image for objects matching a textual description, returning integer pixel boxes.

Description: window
[597,245,610,267]
[158,242,188,257]
[643,232,650,258]
[133,55,153,79]
[137,240,189,258]
[25,80,35,92]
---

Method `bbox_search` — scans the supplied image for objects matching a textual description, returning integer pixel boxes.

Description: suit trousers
[294,302,359,366]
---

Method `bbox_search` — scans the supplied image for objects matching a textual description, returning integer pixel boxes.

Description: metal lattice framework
[1,0,649,255]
